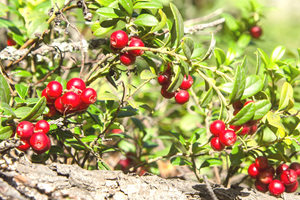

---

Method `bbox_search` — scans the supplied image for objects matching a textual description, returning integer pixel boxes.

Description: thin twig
[184,8,223,26]
[184,18,225,35]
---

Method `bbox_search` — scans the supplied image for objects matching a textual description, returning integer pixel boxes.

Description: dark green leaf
[14,107,32,119]
[230,146,245,166]
[116,106,138,118]
[98,161,111,170]
[169,131,186,146]
[241,75,263,100]
[0,126,13,140]
[171,157,192,166]
[151,9,167,33]
[131,117,144,131]
[169,3,184,48]
[229,102,256,126]
[0,75,11,104]
[96,7,127,18]
[229,64,246,104]
[133,0,163,9]
[181,37,194,60]
[134,14,158,27]
[140,69,157,79]
[200,158,222,168]
[143,141,158,148]
[118,0,133,15]
[100,18,119,27]
[141,54,158,75]
[15,84,28,99]
[20,97,47,121]
[253,100,271,120]
[0,102,16,119]
[48,146,64,154]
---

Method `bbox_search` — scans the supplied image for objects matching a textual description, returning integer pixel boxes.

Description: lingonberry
[248,163,260,179]
[30,132,49,151]
[17,138,31,151]
[33,136,51,154]
[250,26,262,39]
[46,81,63,99]
[81,88,97,105]
[34,120,50,134]
[66,78,86,94]
[268,180,285,196]
[248,125,258,135]
[161,85,175,99]
[7,37,16,46]
[229,125,235,130]
[280,169,298,186]
[180,75,193,90]
[55,97,65,113]
[110,30,128,49]
[175,90,190,104]
[276,163,289,175]
[232,101,243,110]
[16,121,34,139]
[62,92,81,111]
[210,120,226,137]
[266,166,276,175]
[285,181,298,193]
[118,158,131,170]
[244,100,255,107]
[290,162,300,177]
[158,72,171,86]
[42,89,55,104]
[77,101,90,111]
[234,124,250,135]
[254,179,269,193]
[128,37,145,56]
[258,169,273,184]
[255,156,268,170]
[44,105,57,117]
[120,52,136,66]
[219,130,237,146]
[210,137,225,151]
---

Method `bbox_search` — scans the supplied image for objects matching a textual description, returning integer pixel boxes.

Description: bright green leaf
[253,100,271,120]
[98,93,119,101]
[0,102,16,119]
[0,75,11,104]
[15,84,28,99]
[169,3,184,48]
[151,9,167,33]
[229,64,246,104]
[271,46,285,62]
[241,75,263,100]
[133,0,163,9]
[96,7,127,18]
[134,14,158,27]
[181,37,194,60]
[171,157,192,166]
[140,69,157,79]
[278,82,294,111]
[229,102,256,126]
[0,126,13,140]
[118,0,133,15]
[20,97,47,121]
[200,158,222,168]
[0,3,8,17]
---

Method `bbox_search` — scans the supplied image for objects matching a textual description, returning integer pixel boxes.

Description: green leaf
[219,82,234,94]
[0,3,8,17]
[167,63,184,92]
[253,100,271,120]
[278,82,294,111]
[200,158,222,169]
[255,50,261,75]
[0,126,13,140]
[229,102,256,126]
[91,20,114,36]
[98,92,119,101]
[12,70,32,77]
[214,48,226,68]
[188,128,206,144]
[55,76,67,91]
[266,111,286,132]
[27,21,49,39]
[15,84,28,99]
[181,37,194,60]
[96,7,127,18]
[257,48,270,66]
[19,97,47,121]
[141,54,158,75]
[200,87,214,107]
[171,157,192,166]
[271,46,285,62]
[151,9,167,33]
[116,106,138,118]
[14,107,32,119]
[95,0,114,6]
[133,0,163,9]
[224,48,236,66]
[222,13,239,31]
[237,33,251,49]
[200,33,216,62]
[140,69,157,79]
[283,64,300,82]
[230,146,245,166]
[169,3,184,48]
[98,161,111,170]
[229,64,246,104]
[118,0,133,15]
[131,117,144,131]
[169,131,186,146]
[241,75,263,100]
[0,75,11,104]
[134,14,158,27]
[0,102,16,119]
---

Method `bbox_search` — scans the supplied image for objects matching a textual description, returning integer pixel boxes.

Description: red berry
[110,30,128,49]
[34,120,50,134]
[42,89,56,104]
[276,163,289,175]
[120,52,136,66]
[219,130,237,146]
[248,125,258,135]
[7,37,16,46]
[244,100,255,107]
[62,92,81,111]
[77,101,90,111]
[30,132,49,151]
[255,156,268,170]
[280,169,298,186]
[258,169,274,184]
[285,181,298,193]
[234,124,250,135]
[180,75,193,90]
[245,120,258,127]
[44,105,57,117]
[80,88,97,105]
[268,180,285,196]
[250,26,262,38]
[232,101,243,110]
[248,163,260,179]
[118,159,130,170]
[16,121,34,139]
[160,85,175,99]
[158,72,171,86]
[17,138,31,151]
[255,179,269,193]
[128,37,145,56]
[233,109,240,116]
[229,125,235,130]
[266,166,276,175]
[67,78,86,94]
[175,90,190,104]
[210,120,226,137]
[210,137,225,151]
[55,97,65,113]
[289,162,300,177]
[46,81,63,99]
[33,136,51,154]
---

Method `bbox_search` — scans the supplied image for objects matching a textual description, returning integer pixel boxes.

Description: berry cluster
[16,120,51,154]
[248,156,300,196]
[229,100,258,136]
[110,30,145,66]
[43,78,97,117]
[210,120,237,151]
[158,65,193,105]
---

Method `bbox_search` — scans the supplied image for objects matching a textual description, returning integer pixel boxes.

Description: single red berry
[232,101,243,110]
[229,125,235,130]
[158,72,171,86]
[7,37,16,46]
[118,158,131,170]
[276,163,289,175]
[210,137,225,151]
[161,85,175,99]
[255,156,268,170]
[285,181,298,193]
[111,129,123,134]
[244,100,255,107]
[16,121,34,139]
[128,38,145,56]
[180,75,194,90]
[289,162,300,177]
[110,30,128,49]
[33,135,51,154]
[250,26,262,38]
[81,88,97,105]
[44,105,57,117]
[210,120,226,137]
[248,163,260,179]
[233,109,240,116]
[77,101,90,111]
[245,120,258,127]
[34,120,50,134]
[234,124,250,135]
[266,166,276,175]
[42,89,56,104]
[120,52,136,66]
[219,130,237,146]
[55,97,65,113]
[130,36,141,41]
[280,169,298,186]
[46,81,63,99]
[30,132,49,151]
[62,92,81,111]
[67,78,86,94]
[17,138,31,151]
[175,90,190,104]
[268,180,285,196]
[255,179,269,193]
[248,125,258,135]
[258,169,274,184]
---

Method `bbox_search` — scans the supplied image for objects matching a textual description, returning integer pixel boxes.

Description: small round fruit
[81,88,97,105]
[258,169,273,184]
[210,120,226,137]
[46,81,63,99]
[7,37,16,46]
[180,75,193,90]
[285,181,298,193]
[234,125,250,135]
[62,92,81,111]
[255,156,268,170]
[210,137,225,151]
[255,179,269,193]
[175,90,190,104]
[118,158,130,170]
[244,100,255,107]
[161,85,175,99]
[16,121,34,139]
[55,97,65,113]
[44,105,57,117]
[233,109,240,116]
[232,101,243,110]
[33,136,51,154]
[110,30,128,49]
[248,125,258,135]
[30,132,49,151]
[120,52,136,66]
[42,89,56,104]
[219,130,237,146]
[248,163,260,179]
[34,120,50,134]
[158,72,171,86]
[17,138,31,151]
[289,162,300,177]
[280,169,298,186]
[77,101,90,112]
[128,38,145,56]
[268,180,285,197]
[276,163,289,175]
[229,125,235,130]
[250,26,262,38]
[266,166,276,175]
[66,78,86,94]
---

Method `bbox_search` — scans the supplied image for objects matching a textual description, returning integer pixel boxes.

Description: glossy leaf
[20,97,47,121]
[229,64,246,104]
[278,82,294,111]
[98,93,119,101]
[218,82,233,94]
[140,69,157,79]
[0,102,16,119]
[151,9,167,33]
[271,46,285,62]
[266,111,286,132]
[141,54,158,74]
[0,75,11,104]
[91,21,114,36]
[200,158,222,169]
[169,131,186,146]
[241,75,263,100]
[96,7,127,18]
[171,157,192,166]
[118,0,133,15]
[200,87,214,107]
[229,102,256,126]
[257,48,270,66]
[169,3,184,48]
[181,37,194,60]
[0,126,13,140]
[188,128,206,144]
[95,0,114,6]
[15,84,28,99]
[237,33,251,49]
[253,100,271,120]
[134,14,158,27]
[224,48,236,66]
[133,0,163,9]
[14,107,32,119]
[283,64,300,82]
[167,63,184,92]
[214,48,226,68]
[230,146,245,166]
